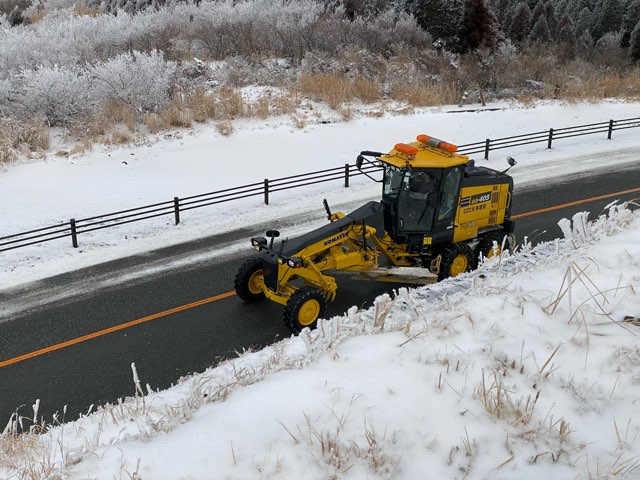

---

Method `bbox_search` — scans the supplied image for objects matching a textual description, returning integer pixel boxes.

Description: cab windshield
[383,165,407,199]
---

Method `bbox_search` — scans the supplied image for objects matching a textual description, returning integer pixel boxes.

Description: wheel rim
[486,244,501,259]
[450,254,468,277]
[248,270,263,295]
[298,299,321,326]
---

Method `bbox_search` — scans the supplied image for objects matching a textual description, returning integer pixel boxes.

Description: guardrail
[1,116,638,252]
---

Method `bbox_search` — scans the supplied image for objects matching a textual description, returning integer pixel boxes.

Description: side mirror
[265,229,280,249]
[501,156,517,174]
[356,155,364,170]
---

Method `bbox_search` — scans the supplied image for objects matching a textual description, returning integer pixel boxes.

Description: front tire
[283,286,327,334]
[476,232,509,267]
[234,257,265,303]
[438,243,473,280]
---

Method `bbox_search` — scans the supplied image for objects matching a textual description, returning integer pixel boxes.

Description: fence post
[484,139,490,160]
[264,179,269,205]
[608,119,614,140]
[174,197,180,225]
[547,128,554,149]
[344,164,350,188]
[70,218,78,248]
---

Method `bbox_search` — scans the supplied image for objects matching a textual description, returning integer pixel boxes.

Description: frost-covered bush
[41,0,78,10]
[20,65,95,123]
[90,50,176,112]
[2,50,175,124]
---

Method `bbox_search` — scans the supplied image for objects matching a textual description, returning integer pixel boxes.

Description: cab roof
[380,143,470,169]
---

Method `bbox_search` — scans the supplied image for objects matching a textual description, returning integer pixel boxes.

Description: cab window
[437,167,462,222]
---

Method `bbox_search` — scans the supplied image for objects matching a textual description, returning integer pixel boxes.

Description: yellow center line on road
[511,186,640,219]
[1,186,639,368]
[0,291,236,368]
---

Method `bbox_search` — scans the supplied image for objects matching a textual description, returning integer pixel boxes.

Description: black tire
[475,232,509,268]
[283,286,327,334]
[234,257,265,303]
[438,243,474,281]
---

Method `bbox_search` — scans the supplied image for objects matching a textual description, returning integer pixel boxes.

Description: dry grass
[0,116,49,165]
[72,1,102,17]
[161,98,194,128]
[186,87,217,123]
[101,100,137,132]
[352,78,380,103]
[215,121,234,137]
[474,370,540,427]
[299,73,353,109]
[557,72,640,102]
[216,86,245,119]
[107,128,135,145]
[389,81,459,107]
[142,112,167,134]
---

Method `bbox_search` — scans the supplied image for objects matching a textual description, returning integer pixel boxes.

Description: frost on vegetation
[2,50,175,124]
[1,206,640,479]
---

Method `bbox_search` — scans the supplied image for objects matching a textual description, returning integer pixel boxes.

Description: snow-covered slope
[2,204,639,479]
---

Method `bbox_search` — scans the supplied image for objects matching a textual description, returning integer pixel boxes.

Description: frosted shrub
[20,65,94,124]
[90,50,176,112]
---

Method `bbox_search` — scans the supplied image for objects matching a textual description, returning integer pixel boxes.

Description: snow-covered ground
[1,101,639,290]
[2,204,639,479]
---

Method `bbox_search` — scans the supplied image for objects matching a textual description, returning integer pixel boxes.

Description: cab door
[432,166,463,233]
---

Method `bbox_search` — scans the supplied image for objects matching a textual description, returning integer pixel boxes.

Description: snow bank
[2,203,639,479]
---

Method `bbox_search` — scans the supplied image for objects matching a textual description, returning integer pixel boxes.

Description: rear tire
[476,231,509,268]
[234,257,265,303]
[283,286,327,334]
[438,243,473,281]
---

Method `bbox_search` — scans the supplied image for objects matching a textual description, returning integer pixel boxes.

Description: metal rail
[1,116,638,252]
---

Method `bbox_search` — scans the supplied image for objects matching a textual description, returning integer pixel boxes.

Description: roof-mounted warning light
[394,143,419,157]
[416,134,458,153]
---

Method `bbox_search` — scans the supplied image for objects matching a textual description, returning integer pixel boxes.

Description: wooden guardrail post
[547,128,554,149]
[174,197,180,225]
[264,179,269,205]
[484,139,490,160]
[344,164,350,188]
[70,218,78,248]
[608,119,614,140]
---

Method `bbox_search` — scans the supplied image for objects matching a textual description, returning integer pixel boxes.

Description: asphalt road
[1,162,639,427]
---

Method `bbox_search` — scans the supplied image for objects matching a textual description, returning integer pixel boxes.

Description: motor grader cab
[235,134,516,334]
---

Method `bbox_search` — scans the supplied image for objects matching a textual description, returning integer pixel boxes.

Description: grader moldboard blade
[335,266,438,285]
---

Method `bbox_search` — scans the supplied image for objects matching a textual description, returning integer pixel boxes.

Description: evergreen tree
[591,0,624,40]
[528,14,552,43]
[544,1,558,38]
[576,30,595,56]
[460,0,500,52]
[404,0,464,48]
[576,6,594,33]
[563,0,592,18]
[631,20,640,60]
[557,14,577,46]
[620,0,640,48]
[531,0,546,26]
[509,2,532,43]
[492,0,512,29]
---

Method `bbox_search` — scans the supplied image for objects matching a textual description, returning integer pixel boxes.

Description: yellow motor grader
[234,134,516,333]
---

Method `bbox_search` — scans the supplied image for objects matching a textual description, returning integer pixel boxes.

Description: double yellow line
[1,186,639,369]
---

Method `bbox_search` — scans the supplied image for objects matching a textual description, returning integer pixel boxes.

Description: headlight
[287,257,303,268]
[251,237,267,251]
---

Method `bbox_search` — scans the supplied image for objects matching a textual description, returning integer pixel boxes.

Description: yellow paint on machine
[453,183,510,242]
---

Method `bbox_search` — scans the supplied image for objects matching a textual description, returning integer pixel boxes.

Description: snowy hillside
[2,204,639,479]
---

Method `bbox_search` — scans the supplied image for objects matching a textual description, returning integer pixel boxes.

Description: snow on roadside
[2,204,639,479]
[1,100,640,290]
